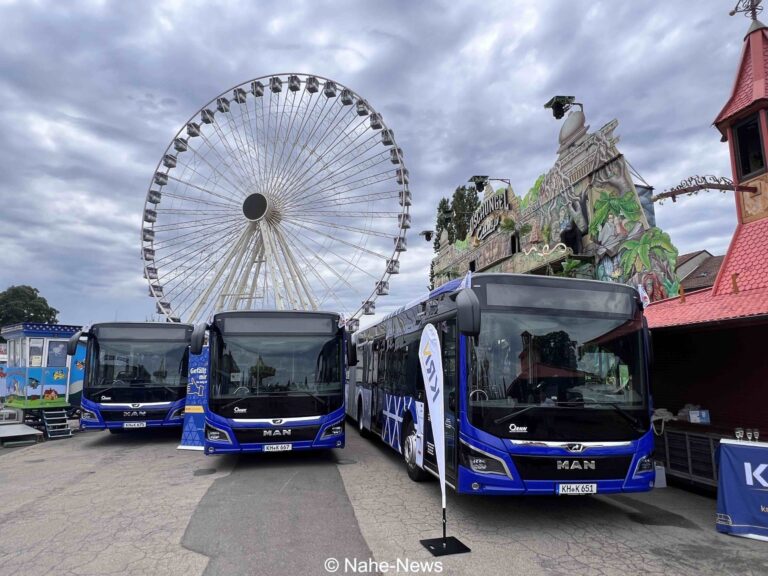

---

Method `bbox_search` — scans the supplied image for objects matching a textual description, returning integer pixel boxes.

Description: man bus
[67,322,192,432]
[347,273,655,495]
[191,310,346,455]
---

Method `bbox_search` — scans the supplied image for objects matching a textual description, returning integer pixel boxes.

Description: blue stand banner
[178,346,209,451]
[716,439,768,541]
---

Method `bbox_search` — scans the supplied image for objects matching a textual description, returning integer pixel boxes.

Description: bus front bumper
[203,410,346,455]
[455,433,656,496]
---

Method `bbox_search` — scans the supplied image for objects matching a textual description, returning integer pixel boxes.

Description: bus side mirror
[456,288,481,338]
[67,331,83,356]
[347,335,358,367]
[190,323,207,355]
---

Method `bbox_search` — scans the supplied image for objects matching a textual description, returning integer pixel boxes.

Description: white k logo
[744,463,768,487]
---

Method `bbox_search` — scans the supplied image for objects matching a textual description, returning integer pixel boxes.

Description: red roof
[714,21,768,131]
[646,218,768,328]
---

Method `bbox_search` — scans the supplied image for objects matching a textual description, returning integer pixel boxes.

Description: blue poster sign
[178,346,209,451]
[716,439,768,541]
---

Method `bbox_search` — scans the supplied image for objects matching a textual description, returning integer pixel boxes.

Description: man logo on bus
[421,341,439,403]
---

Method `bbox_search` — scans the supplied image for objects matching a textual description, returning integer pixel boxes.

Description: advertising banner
[419,324,445,508]
[716,439,768,541]
[178,346,209,451]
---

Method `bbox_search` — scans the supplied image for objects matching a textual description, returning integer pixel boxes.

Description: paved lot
[0,426,766,576]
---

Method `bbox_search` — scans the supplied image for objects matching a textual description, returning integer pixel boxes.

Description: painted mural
[432,109,679,300]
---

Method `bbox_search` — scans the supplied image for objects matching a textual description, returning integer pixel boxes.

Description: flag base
[420,536,471,557]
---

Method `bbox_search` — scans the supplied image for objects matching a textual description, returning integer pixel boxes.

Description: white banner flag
[419,324,446,509]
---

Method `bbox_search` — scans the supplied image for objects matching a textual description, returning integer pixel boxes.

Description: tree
[451,185,480,242]
[434,197,454,250]
[0,285,59,328]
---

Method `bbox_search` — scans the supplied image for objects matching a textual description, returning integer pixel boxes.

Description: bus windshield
[468,310,647,441]
[211,334,342,400]
[85,339,189,403]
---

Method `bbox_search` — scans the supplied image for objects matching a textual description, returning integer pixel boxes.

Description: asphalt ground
[0,426,766,576]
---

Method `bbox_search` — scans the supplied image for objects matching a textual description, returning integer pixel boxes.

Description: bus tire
[403,419,429,482]
[357,398,368,438]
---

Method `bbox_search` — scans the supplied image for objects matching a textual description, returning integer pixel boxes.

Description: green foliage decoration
[588,190,642,236]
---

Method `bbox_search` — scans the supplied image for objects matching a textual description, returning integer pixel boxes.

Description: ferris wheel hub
[242,192,270,221]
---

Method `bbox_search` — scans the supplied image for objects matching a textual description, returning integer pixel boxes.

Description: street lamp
[469,175,511,193]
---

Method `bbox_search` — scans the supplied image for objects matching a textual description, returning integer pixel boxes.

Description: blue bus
[191,311,347,455]
[68,322,193,432]
[347,273,655,495]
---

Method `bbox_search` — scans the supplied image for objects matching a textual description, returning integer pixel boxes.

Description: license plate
[123,422,147,429]
[263,443,292,452]
[557,483,597,495]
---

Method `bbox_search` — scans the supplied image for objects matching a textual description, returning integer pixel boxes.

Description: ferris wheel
[141,73,411,325]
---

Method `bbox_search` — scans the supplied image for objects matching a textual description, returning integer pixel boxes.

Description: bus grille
[234,425,321,444]
[511,455,633,481]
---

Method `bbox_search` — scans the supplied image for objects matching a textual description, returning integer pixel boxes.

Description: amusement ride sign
[469,192,509,240]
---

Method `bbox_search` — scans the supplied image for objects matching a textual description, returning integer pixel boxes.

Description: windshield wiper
[494,405,538,425]
[289,388,327,407]
[587,402,644,433]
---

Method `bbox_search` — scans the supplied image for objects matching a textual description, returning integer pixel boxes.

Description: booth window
[734,114,766,180]
[47,340,68,367]
[29,338,44,367]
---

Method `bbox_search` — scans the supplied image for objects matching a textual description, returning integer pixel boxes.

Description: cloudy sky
[0,0,752,326]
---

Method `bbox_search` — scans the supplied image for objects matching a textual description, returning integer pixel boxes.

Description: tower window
[735,114,765,179]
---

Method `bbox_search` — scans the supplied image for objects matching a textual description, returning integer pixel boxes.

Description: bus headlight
[459,441,510,477]
[170,407,185,420]
[206,423,232,444]
[81,410,98,421]
[322,421,344,438]
[634,455,654,475]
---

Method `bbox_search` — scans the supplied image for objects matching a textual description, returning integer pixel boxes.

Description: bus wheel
[403,420,429,482]
[357,399,368,438]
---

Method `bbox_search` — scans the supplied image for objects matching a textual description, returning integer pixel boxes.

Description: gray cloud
[0,0,749,325]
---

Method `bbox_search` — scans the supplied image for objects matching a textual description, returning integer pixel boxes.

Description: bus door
[439,318,459,484]
[371,338,385,434]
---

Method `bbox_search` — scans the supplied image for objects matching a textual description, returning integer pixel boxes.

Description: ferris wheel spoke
[278,112,372,204]
[282,218,390,260]
[206,120,256,195]
[273,98,344,199]
[293,225,380,282]
[221,103,261,187]
[176,143,251,201]
[153,225,244,268]
[216,228,261,312]
[151,218,239,250]
[228,232,263,310]
[297,217,394,239]
[159,190,241,210]
[272,225,317,310]
[291,189,400,211]
[185,225,254,320]
[151,213,242,232]
[196,129,253,195]
[281,111,374,197]
[270,88,313,197]
[300,153,393,201]
[288,210,399,219]
[263,87,295,196]
[238,99,267,197]
[165,174,244,207]
[268,88,313,202]
[269,90,329,196]
[278,227,349,311]
[279,225,360,292]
